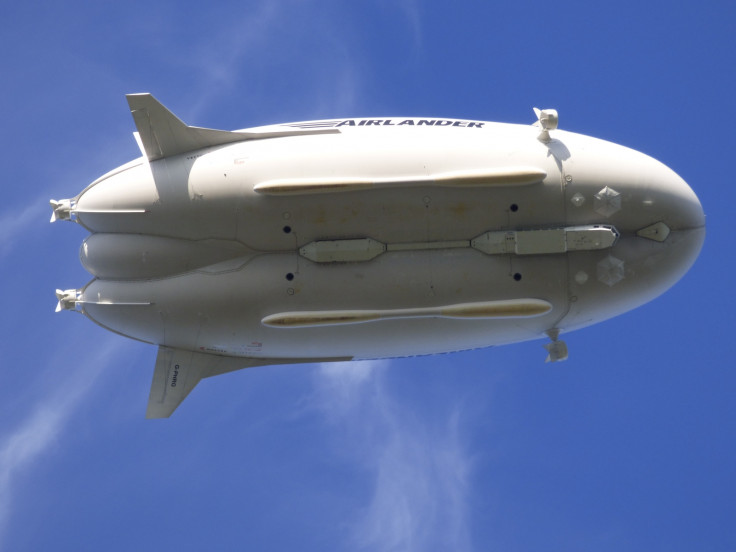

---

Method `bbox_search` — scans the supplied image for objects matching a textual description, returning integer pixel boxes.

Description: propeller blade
[55,289,78,312]
[49,199,73,223]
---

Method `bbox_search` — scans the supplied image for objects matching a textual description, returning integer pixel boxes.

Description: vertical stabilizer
[126,93,249,161]
[146,347,240,418]
[145,346,353,418]
[126,93,340,162]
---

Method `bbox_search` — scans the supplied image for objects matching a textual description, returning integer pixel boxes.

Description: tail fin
[126,93,339,161]
[145,346,351,418]
[145,347,234,418]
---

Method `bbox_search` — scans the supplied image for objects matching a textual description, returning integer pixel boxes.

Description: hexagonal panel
[594,186,621,217]
[597,255,625,286]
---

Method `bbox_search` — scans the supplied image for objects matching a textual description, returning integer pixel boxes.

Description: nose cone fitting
[649,164,705,284]
[631,159,705,288]
[560,134,705,332]
[639,159,705,234]
[630,157,705,291]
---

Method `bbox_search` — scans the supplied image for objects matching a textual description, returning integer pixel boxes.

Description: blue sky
[2,1,734,550]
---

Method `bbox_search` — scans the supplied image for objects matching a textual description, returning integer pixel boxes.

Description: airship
[51,94,705,417]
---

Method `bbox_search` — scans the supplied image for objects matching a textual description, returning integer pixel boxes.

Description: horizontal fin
[254,167,547,195]
[146,346,351,418]
[146,347,208,419]
[73,209,148,214]
[261,299,552,328]
[126,93,340,162]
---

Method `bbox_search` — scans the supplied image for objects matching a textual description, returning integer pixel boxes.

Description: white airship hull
[51,95,705,417]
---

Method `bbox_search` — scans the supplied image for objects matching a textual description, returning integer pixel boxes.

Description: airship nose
[655,164,705,280]
[627,158,705,286]
[560,138,705,332]
[637,158,705,235]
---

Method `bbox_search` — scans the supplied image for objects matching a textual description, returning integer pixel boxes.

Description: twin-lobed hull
[51,95,705,416]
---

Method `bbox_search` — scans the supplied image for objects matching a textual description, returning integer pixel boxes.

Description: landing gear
[544,328,568,363]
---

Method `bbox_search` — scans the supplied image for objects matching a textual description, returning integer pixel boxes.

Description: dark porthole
[286,273,295,281]
[283,225,292,234]
[513,273,522,281]
[510,204,519,212]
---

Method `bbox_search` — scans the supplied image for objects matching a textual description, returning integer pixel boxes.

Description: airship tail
[126,93,340,162]
[145,346,351,418]
[146,347,234,418]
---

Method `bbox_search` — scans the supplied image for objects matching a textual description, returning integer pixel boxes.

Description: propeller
[533,108,559,142]
[55,289,78,312]
[49,199,73,222]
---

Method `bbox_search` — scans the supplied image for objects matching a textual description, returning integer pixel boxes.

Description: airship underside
[51,95,705,417]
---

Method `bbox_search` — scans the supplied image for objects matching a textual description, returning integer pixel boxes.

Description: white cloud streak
[0,337,124,546]
[0,199,49,258]
[313,361,473,552]
[167,1,365,125]
[182,2,285,119]
[393,0,424,52]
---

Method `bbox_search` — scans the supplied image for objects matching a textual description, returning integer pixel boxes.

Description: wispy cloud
[393,0,424,52]
[0,337,124,545]
[0,199,49,258]
[182,1,285,119]
[172,1,365,124]
[313,361,473,552]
